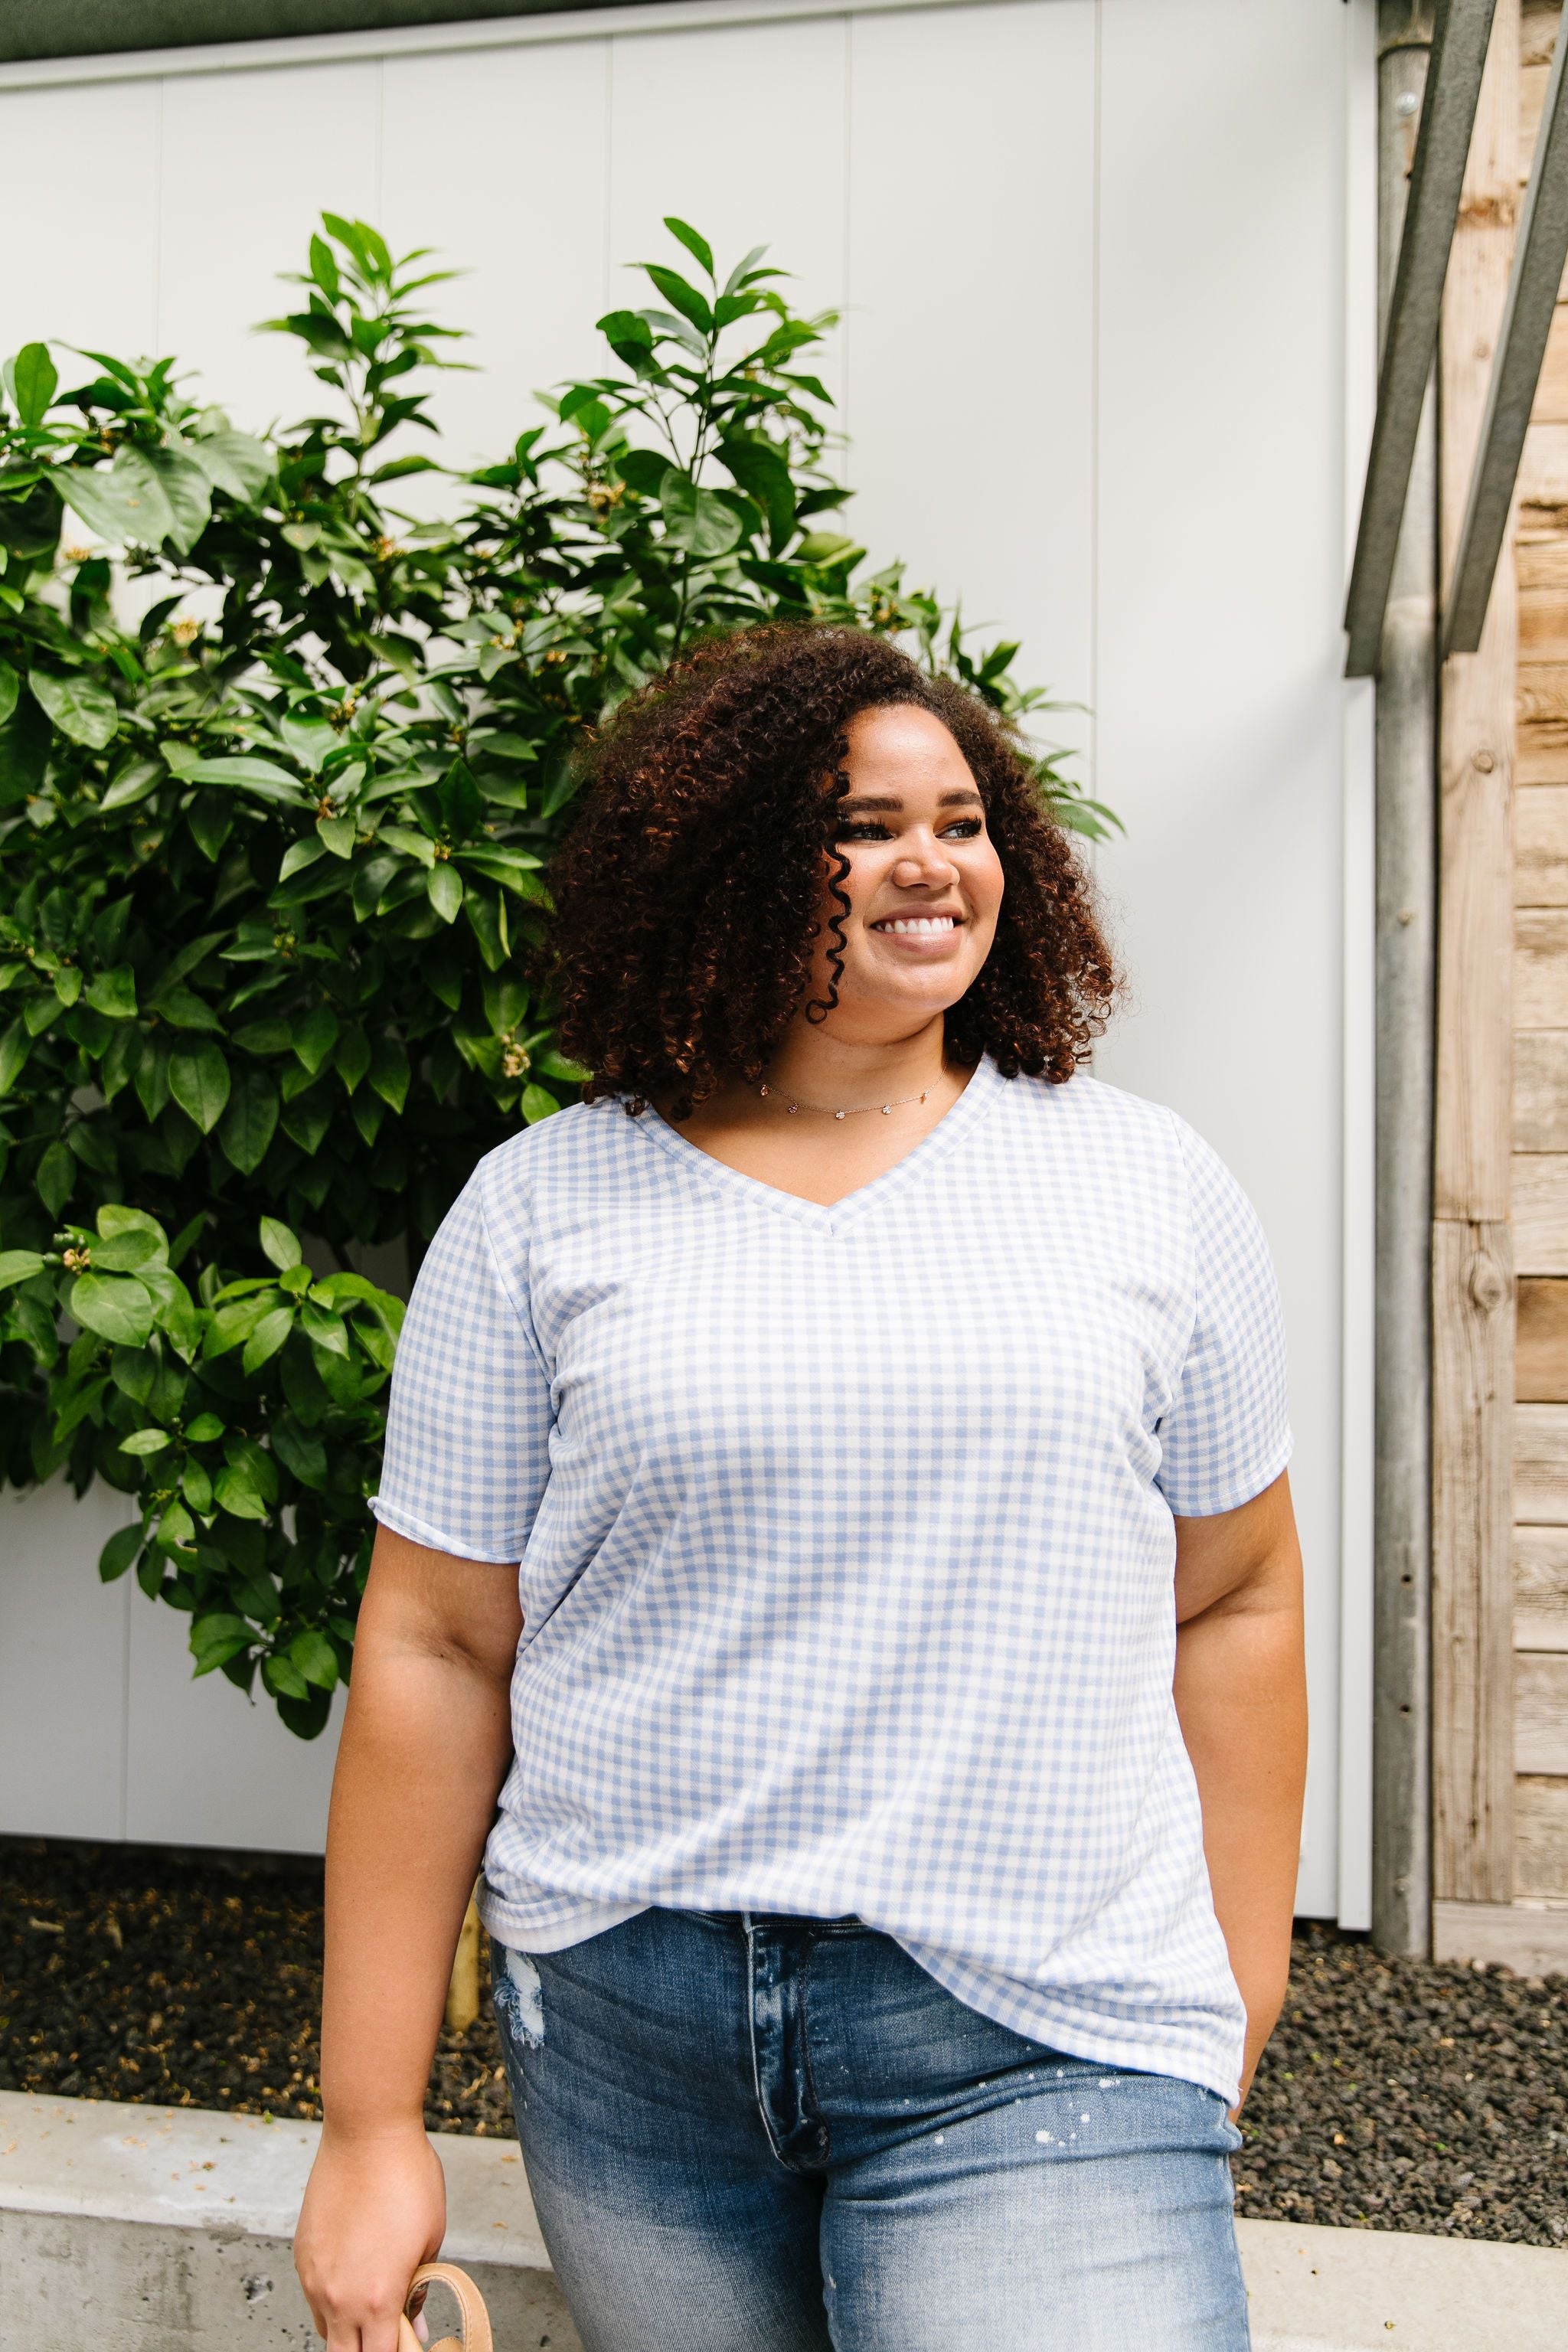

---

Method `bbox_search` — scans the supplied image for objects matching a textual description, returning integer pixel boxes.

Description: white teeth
[877,916,958,935]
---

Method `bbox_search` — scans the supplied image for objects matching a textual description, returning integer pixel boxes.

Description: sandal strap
[403,2262,495,2352]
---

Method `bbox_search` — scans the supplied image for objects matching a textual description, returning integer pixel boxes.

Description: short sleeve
[371,1164,553,1562]
[1154,1121,1292,1517]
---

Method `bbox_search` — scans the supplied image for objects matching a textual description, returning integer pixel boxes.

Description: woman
[296,626,1305,2352]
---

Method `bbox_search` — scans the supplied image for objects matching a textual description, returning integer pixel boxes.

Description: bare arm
[1172,1470,1306,2112]
[294,1525,521,2352]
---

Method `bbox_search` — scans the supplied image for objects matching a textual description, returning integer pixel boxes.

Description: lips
[869,913,962,934]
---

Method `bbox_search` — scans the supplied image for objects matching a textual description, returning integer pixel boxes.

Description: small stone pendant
[786,1102,799,1116]
[760,1083,770,1097]
[881,1105,892,1115]
[835,1109,846,1119]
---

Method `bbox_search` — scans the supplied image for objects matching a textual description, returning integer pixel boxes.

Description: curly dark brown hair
[549,626,1117,1116]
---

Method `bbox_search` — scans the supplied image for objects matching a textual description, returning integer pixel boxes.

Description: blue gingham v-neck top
[372,1058,1292,2101]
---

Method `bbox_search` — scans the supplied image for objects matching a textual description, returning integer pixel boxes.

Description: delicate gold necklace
[757,1080,930,1120]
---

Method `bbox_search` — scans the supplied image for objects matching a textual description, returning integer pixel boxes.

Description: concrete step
[2,2089,1563,2350]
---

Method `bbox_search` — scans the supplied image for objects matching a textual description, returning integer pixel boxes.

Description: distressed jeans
[490,1907,1250,2352]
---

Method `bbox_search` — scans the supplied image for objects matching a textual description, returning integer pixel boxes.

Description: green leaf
[427,862,464,923]
[185,1412,224,1442]
[119,1426,172,1455]
[368,1032,410,1112]
[180,1457,213,1514]
[11,340,58,426]
[642,264,714,336]
[218,1066,279,1174]
[168,1040,230,1133]
[535,1048,592,1083]
[0,658,18,728]
[92,1230,162,1273]
[214,1462,268,1521]
[28,667,118,750]
[662,217,714,279]
[272,1416,328,1488]
[334,1021,371,1094]
[263,1651,311,1700]
[0,1248,46,1289]
[299,1297,350,1357]
[260,1215,302,1271]
[189,429,274,503]
[0,1018,31,1096]
[242,1304,295,1373]
[659,472,743,557]
[99,1204,167,1251]
[521,1084,560,1125]
[191,1613,254,1677]
[99,1523,143,1583]
[289,1628,340,1690]
[36,1135,74,1215]
[100,759,163,812]
[145,447,212,556]
[83,963,137,1019]
[68,1272,155,1347]
[292,1004,339,1075]
[60,447,176,547]
[187,756,308,806]
[437,756,482,841]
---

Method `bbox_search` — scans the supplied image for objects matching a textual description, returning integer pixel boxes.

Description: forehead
[841,704,975,794]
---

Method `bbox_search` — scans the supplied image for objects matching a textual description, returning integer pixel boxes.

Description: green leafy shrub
[0,213,1110,1733]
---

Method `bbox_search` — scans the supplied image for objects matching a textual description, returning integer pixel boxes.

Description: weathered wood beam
[1432,0,1518,1911]
[1348,0,1501,676]
[1445,11,1568,652]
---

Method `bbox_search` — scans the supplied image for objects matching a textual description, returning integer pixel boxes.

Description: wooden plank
[1433,1221,1518,1900]
[1516,904,1568,1021]
[1433,1894,1568,1967]
[1514,1397,1568,1517]
[1514,1152,1568,1266]
[1515,661,1568,721]
[1516,1775,1568,1896]
[1516,1275,1568,1395]
[1515,1521,1568,1646]
[1522,2,1557,74]
[1432,7,1519,1908]
[1517,1648,1568,1769]
[1523,56,1550,163]
[1515,1032,1568,1147]
[1517,418,1568,508]
[1518,587,1568,658]
[1517,531,1568,588]
[1530,302,1568,424]
[1517,719,1568,781]
[1515,784,1568,898]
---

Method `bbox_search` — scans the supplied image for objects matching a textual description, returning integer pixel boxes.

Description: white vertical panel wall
[0,0,1374,1915]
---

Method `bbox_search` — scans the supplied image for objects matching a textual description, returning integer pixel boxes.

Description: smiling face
[802,703,1005,1037]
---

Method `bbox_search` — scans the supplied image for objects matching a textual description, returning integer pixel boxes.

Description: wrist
[318,2107,431,2150]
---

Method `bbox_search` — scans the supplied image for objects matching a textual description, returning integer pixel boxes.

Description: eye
[834,821,893,843]
[939,817,984,839]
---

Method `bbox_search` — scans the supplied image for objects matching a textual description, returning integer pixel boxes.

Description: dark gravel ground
[3,1844,1566,2243]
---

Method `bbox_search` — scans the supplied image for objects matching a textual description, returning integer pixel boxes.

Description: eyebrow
[835,788,984,815]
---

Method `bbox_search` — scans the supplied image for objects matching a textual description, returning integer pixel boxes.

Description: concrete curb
[3,2090,1565,2349]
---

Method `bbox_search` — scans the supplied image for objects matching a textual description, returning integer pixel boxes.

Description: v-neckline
[629,1055,1005,1233]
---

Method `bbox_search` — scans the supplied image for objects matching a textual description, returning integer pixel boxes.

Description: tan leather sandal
[397,2261,494,2352]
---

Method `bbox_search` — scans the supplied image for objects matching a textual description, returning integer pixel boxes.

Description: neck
[760,1014,950,1109]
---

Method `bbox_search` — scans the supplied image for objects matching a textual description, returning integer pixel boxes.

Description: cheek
[971,848,1006,929]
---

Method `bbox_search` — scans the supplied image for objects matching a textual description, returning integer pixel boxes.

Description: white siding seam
[0,0,1033,93]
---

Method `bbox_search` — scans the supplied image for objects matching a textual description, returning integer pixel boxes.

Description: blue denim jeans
[490,1908,1249,2352]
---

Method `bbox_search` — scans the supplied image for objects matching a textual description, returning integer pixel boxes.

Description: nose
[890,832,959,889]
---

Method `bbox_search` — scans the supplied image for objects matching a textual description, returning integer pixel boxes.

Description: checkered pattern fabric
[373,1060,1292,2101]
